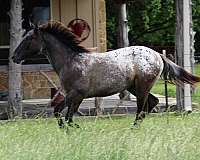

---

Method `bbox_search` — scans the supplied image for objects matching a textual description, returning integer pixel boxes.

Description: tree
[8,0,23,118]
[192,0,200,53]
[106,0,176,47]
[127,0,175,46]
[106,0,200,53]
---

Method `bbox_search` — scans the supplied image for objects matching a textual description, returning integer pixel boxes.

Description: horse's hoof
[131,119,142,129]
[74,123,80,128]
[59,123,65,129]
[67,122,80,128]
[131,122,140,129]
[58,121,65,129]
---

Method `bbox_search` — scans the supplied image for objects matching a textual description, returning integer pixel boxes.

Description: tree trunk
[175,0,193,112]
[117,1,129,48]
[175,0,184,111]
[8,0,23,118]
[116,0,131,100]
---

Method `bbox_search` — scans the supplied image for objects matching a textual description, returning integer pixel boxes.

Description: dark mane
[39,21,90,53]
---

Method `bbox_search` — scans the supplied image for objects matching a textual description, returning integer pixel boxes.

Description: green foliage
[129,0,175,45]
[193,0,200,53]
[193,0,200,33]
[106,0,118,49]
[106,0,200,50]
[1,115,200,160]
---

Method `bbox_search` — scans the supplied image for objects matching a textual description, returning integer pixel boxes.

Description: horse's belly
[85,54,135,97]
[87,70,133,97]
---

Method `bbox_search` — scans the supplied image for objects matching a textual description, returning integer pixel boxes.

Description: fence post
[162,50,169,110]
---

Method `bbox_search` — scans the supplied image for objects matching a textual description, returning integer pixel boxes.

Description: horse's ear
[28,15,35,29]
[29,20,36,30]
[30,22,35,29]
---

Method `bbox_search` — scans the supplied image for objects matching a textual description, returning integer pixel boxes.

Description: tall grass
[1,115,200,160]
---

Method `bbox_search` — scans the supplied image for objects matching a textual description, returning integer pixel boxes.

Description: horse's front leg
[54,99,66,128]
[65,90,83,128]
[65,103,82,128]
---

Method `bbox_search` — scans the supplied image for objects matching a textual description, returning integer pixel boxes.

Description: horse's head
[12,26,44,64]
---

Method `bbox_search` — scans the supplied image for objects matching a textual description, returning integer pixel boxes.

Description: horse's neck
[43,33,74,74]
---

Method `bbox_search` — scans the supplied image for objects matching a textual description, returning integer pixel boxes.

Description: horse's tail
[160,54,200,86]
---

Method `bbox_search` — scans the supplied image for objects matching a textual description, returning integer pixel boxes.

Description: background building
[0,0,107,99]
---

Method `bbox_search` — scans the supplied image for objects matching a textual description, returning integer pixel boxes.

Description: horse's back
[106,46,164,83]
[88,46,163,81]
[105,46,163,75]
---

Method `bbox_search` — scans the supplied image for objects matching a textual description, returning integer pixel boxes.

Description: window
[0,0,10,65]
[23,0,50,64]
[0,0,50,65]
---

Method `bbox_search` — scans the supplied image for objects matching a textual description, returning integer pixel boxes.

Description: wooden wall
[51,0,99,49]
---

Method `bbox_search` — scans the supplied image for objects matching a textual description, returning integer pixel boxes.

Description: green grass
[151,63,200,105]
[1,115,200,160]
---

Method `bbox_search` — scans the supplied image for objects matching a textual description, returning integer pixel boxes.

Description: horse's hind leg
[134,93,149,126]
[127,88,159,113]
[128,79,153,126]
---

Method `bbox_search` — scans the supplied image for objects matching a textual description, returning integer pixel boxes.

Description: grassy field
[151,63,200,105]
[1,115,200,160]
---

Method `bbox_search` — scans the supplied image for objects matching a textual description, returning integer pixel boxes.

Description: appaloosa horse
[12,21,200,128]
